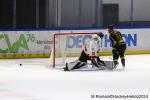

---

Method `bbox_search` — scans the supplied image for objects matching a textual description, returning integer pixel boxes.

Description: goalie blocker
[63,33,114,71]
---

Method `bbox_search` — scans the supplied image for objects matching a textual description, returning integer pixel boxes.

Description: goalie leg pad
[64,60,87,71]
[72,62,86,70]
[64,60,79,71]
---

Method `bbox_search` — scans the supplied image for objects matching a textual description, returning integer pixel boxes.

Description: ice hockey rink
[0,54,150,100]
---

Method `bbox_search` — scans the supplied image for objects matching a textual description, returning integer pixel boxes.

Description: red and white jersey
[83,37,100,58]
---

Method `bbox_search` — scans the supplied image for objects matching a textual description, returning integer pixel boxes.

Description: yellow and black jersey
[109,30,125,47]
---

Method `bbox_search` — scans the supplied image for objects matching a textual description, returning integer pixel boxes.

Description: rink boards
[0,27,150,58]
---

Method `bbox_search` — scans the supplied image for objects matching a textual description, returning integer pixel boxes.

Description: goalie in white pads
[63,32,112,71]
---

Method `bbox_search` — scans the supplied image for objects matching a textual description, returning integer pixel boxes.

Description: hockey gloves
[97,32,104,39]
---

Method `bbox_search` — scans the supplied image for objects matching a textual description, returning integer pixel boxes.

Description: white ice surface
[0,54,150,100]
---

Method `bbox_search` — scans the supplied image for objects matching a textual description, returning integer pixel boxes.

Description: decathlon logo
[67,34,137,48]
[103,34,137,47]
[67,35,92,48]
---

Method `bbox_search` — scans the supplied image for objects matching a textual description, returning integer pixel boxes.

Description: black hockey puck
[20,64,22,66]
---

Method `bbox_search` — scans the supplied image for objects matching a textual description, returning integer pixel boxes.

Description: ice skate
[121,59,125,67]
[113,61,119,69]
[63,63,69,71]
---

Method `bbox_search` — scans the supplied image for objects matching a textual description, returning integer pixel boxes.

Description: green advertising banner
[0,31,54,58]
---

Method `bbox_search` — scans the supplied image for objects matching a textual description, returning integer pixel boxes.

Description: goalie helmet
[92,34,99,39]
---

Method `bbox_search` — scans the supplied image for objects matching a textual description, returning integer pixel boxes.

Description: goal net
[49,32,97,68]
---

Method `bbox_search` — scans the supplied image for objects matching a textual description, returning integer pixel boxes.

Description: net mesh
[50,32,96,68]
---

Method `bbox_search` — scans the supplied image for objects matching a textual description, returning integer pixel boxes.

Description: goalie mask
[92,34,99,40]
[92,34,100,43]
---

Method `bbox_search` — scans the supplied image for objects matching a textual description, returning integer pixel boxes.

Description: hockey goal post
[49,32,98,68]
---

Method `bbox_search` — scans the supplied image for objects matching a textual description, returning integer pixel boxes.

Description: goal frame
[51,32,97,68]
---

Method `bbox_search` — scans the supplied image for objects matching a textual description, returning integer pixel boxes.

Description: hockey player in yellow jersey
[108,24,127,68]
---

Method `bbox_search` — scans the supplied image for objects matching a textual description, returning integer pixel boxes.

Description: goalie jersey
[83,35,101,59]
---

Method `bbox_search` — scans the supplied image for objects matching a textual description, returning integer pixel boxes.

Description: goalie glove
[97,32,104,39]
[97,48,100,53]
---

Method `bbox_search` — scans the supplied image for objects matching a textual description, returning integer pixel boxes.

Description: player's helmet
[108,24,114,29]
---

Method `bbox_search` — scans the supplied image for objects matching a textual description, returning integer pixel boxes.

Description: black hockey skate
[113,61,119,69]
[63,63,69,71]
[121,59,125,67]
